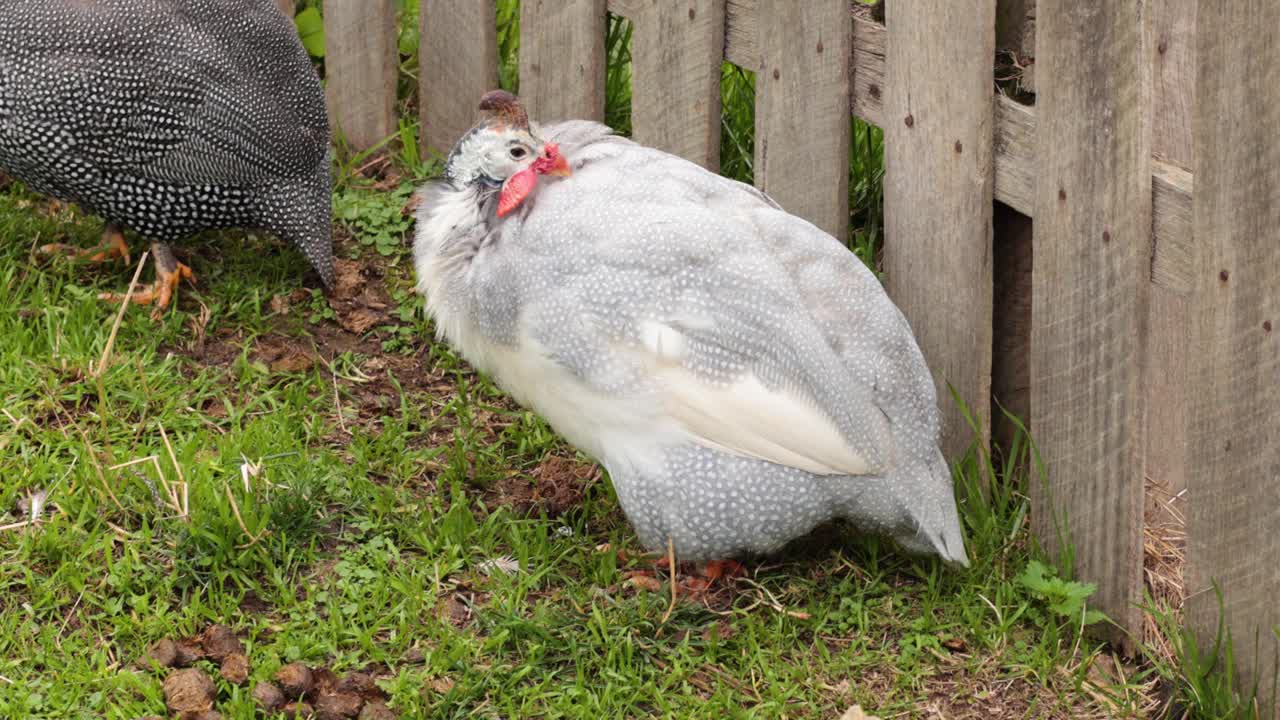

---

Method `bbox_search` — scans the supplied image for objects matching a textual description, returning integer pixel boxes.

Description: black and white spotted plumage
[0,0,333,286]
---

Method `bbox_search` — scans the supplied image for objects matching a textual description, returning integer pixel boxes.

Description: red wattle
[498,168,537,217]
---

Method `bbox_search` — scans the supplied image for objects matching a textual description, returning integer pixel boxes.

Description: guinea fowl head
[444,90,571,216]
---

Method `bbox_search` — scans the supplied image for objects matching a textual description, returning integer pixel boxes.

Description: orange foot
[629,556,748,599]
[702,559,747,582]
[98,242,195,319]
[39,224,132,266]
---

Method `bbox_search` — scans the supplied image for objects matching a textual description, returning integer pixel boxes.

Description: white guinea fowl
[414,91,968,567]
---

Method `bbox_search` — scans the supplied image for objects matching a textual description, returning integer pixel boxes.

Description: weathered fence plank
[850,13,886,127]
[723,0,757,68]
[276,0,293,17]
[519,0,606,122]
[1187,0,1280,700]
[630,0,724,170]
[1030,0,1149,647]
[1146,0,1196,523]
[1153,1,1195,170]
[843,16,1194,295]
[754,1,850,239]
[1150,165,1193,292]
[324,0,398,151]
[991,97,1035,217]
[420,0,498,158]
[883,0,995,459]
[612,1,1196,294]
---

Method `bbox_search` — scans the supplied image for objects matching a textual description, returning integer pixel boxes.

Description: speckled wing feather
[499,121,942,478]
[0,0,326,189]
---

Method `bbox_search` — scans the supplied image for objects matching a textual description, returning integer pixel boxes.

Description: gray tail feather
[929,451,970,567]
[902,451,970,567]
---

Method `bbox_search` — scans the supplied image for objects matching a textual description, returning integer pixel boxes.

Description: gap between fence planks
[629,0,724,171]
[753,1,850,240]
[520,0,607,122]
[1145,0,1196,521]
[324,0,398,151]
[420,0,499,159]
[883,0,995,461]
[1186,0,1280,702]
[1030,0,1150,649]
[606,0,1194,295]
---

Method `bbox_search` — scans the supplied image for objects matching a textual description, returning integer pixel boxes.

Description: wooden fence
[313,0,1279,698]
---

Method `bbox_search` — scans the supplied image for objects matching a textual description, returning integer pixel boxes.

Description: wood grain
[607,0,1194,294]
[842,16,1193,294]
[420,0,499,159]
[631,0,724,170]
[723,0,757,68]
[276,0,293,17]
[1151,164,1193,293]
[1030,0,1149,648]
[324,0,398,151]
[850,14,886,126]
[1152,0,1195,170]
[883,0,995,460]
[991,97,1035,219]
[754,1,850,239]
[1186,0,1280,701]
[1145,0,1196,518]
[519,0,606,122]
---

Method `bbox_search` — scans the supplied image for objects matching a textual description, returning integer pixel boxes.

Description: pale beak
[542,151,568,176]
[539,143,572,177]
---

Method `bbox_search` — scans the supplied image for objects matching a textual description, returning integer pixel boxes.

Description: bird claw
[37,228,131,266]
[98,261,196,319]
[702,559,747,582]
[624,557,746,602]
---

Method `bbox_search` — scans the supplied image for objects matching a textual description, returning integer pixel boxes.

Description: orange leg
[98,242,196,319]
[39,223,131,266]
[652,557,745,581]
[627,552,747,604]
[702,559,747,582]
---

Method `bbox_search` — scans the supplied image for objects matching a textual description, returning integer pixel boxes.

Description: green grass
[0,4,1254,719]
[0,176,1153,719]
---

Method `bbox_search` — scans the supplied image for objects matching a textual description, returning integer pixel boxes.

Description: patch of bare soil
[168,249,464,452]
[140,623,398,719]
[488,453,601,518]
[166,242,611,521]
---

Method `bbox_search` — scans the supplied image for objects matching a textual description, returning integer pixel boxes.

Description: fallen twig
[94,250,149,378]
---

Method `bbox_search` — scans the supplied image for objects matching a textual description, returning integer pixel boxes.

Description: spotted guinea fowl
[413,91,969,570]
[0,0,333,313]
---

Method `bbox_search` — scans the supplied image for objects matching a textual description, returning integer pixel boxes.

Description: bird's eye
[509,147,527,159]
